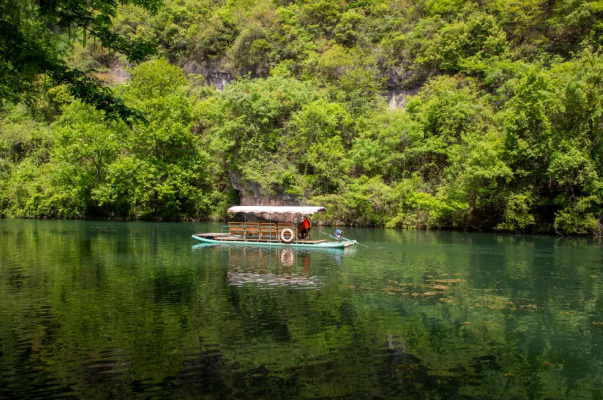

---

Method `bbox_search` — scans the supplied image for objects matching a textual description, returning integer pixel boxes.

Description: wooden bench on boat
[244,222,260,237]
[229,222,304,240]
[228,222,262,237]
[259,223,279,240]
[228,222,244,236]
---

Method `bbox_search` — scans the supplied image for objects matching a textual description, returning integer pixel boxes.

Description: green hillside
[2,0,603,234]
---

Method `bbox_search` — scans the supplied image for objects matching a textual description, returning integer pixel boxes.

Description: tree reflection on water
[193,244,351,289]
[1,221,602,399]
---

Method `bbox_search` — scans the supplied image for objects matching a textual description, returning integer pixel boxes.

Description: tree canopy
[0,0,160,121]
[2,0,603,234]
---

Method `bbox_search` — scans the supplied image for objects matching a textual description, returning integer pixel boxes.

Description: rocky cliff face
[230,174,299,207]
[386,87,420,110]
[230,174,304,222]
[182,60,233,91]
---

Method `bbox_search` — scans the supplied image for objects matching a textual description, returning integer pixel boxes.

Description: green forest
[2,0,603,234]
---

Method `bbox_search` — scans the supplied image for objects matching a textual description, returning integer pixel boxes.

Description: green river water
[1,220,603,399]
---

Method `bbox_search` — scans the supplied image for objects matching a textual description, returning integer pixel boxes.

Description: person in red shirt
[299,217,312,239]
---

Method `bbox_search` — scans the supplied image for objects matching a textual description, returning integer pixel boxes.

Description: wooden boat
[192,206,357,248]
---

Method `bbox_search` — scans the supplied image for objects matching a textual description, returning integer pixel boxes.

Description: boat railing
[222,222,284,242]
[222,221,306,243]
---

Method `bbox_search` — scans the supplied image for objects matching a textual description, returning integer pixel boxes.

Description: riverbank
[3,215,602,237]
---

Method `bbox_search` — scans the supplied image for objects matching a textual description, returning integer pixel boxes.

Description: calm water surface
[1,220,603,399]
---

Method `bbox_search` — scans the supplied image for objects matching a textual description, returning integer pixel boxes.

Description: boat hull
[192,234,354,248]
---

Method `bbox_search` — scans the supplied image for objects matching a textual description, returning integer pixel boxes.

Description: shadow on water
[1,220,603,399]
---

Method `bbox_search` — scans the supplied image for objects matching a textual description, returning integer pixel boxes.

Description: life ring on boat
[280,228,294,243]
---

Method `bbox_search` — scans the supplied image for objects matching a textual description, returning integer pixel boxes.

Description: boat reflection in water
[192,243,356,289]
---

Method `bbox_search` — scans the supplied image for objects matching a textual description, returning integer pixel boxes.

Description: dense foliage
[2,0,603,234]
[0,0,161,121]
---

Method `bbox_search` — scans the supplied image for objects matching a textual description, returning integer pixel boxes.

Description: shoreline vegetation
[2,1,603,236]
[4,216,603,239]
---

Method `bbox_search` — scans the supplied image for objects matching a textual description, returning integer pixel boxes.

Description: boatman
[299,217,312,239]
